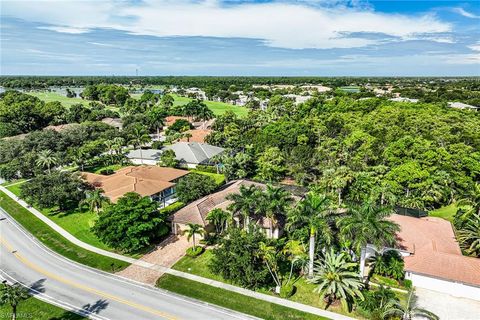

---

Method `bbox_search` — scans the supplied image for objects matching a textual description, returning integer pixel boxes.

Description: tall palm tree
[0,281,30,320]
[286,192,334,278]
[196,103,214,128]
[184,223,204,250]
[383,289,439,320]
[206,208,230,235]
[227,185,260,229]
[81,189,109,214]
[259,185,293,237]
[308,249,364,311]
[457,213,480,257]
[104,139,115,165]
[129,125,151,165]
[282,239,307,285]
[257,242,282,290]
[148,107,166,140]
[337,203,400,254]
[36,150,58,173]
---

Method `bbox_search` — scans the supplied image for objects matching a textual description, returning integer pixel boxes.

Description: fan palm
[259,185,293,237]
[337,203,399,254]
[36,150,58,173]
[0,281,30,320]
[286,192,334,278]
[383,289,439,320]
[184,223,204,250]
[308,248,364,311]
[282,239,307,284]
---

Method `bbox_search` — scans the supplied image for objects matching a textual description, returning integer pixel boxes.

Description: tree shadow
[28,278,46,295]
[82,299,109,314]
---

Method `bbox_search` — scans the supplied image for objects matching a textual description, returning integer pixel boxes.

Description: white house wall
[406,272,480,301]
[130,158,158,166]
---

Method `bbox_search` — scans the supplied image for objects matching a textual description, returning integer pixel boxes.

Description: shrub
[99,168,114,175]
[159,201,185,215]
[151,140,163,149]
[186,246,204,257]
[195,165,218,174]
[279,284,295,298]
[403,279,412,289]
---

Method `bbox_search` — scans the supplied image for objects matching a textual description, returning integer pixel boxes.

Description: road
[0,208,256,320]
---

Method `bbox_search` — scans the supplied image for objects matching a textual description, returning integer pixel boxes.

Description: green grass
[0,296,85,320]
[190,170,226,186]
[171,94,248,117]
[172,250,225,281]
[0,190,129,272]
[84,164,126,174]
[156,274,328,320]
[429,204,458,222]
[29,92,88,108]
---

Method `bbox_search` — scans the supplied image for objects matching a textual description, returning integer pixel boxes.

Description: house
[171,180,284,238]
[448,102,478,111]
[82,165,189,208]
[179,129,212,143]
[389,97,419,103]
[101,117,123,130]
[126,149,162,165]
[364,214,480,301]
[43,123,80,132]
[163,142,224,168]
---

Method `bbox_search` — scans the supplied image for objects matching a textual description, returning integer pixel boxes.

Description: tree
[128,125,151,164]
[184,223,204,250]
[20,171,87,210]
[81,189,109,214]
[92,192,168,252]
[206,208,229,234]
[175,173,217,203]
[286,192,335,278]
[457,213,480,257]
[358,286,398,320]
[256,242,282,291]
[256,147,286,182]
[258,185,292,237]
[161,94,174,110]
[158,149,178,167]
[210,228,270,289]
[147,106,166,139]
[227,184,261,229]
[308,249,364,311]
[183,131,192,142]
[35,149,58,173]
[338,203,400,254]
[0,282,30,320]
[282,239,307,285]
[383,289,439,320]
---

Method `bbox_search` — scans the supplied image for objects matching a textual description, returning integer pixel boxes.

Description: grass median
[156,274,328,320]
[0,190,129,272]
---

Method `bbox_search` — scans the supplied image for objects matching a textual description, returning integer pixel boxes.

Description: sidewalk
[0,185,354,320]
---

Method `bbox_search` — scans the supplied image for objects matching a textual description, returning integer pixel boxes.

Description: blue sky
[1,0,479,76]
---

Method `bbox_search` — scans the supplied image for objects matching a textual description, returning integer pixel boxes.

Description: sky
[1,0,479,76]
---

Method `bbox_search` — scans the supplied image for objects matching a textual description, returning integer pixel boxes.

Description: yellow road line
[0,236,178,320]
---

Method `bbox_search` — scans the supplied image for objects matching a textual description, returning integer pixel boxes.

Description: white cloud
[452,8,480,19]
[468,43,480,52]
[38,26,90,34]
[2,0,452,49]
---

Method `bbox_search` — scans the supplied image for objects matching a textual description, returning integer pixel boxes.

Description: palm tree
[104,139,115,165]
[227,185,260,229]
[259,185,293,237]
[148,107,166,140]
[196,103,214,128]
[457,183,480,224]
[81,189,109,214]
[457,213,480,257]
[282,239,307,285]
[257,242,282,291]
[183,132,193,142]
[129,125,151,164]
[184,223,204,250]
[0,281,30,320]
[337,203,400,255]
[308,249,364,311]
[206,208,230,235]
[36,150,58,173]
[286,192,334,278]
[383,289,439,320]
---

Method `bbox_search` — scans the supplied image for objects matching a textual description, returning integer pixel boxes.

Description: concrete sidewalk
[0,185,353,320]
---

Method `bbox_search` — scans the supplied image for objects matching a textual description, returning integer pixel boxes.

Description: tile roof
[389,214,480,287]
[82,165,189,203]
[164,142,224,165]
[179,129,212,143]
[165,116,190,127]
[126,149,162,161]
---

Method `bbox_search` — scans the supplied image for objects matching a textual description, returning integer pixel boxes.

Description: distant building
[126,149,162,165]
[43,123,80,132]
[82,166,189,207]
[448,102,478,110]
[101,117,123,130]
[284,94,312,104]
[389,97,419,103]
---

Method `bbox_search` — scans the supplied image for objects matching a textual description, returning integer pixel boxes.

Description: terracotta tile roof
[179,129,212,143]
[390,214,480,286]
[82,166,189,203]
[165,116,190,127]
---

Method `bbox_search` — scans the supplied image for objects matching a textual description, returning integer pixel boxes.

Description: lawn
[0,296,84,320]
[29,92,88,108]
[0,190,129,272]
[156,274,328,320]
[429,204,458,222]
[171,94,248,117]
[189,169,226,186]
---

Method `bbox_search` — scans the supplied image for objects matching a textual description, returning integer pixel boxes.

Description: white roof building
[448,102,478,110]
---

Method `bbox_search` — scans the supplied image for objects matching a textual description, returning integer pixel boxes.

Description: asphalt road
[0,208,257,320]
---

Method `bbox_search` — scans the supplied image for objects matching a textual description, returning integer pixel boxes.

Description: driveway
[117,235,190,285]
[415,287,480,320]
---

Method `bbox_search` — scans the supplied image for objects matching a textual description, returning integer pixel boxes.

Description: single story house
[362,214,480,301]
[82,165,189,208]
[126,149,162,165]
[171,180,288,239]
[163,142,224,168]
[101,117,123,130]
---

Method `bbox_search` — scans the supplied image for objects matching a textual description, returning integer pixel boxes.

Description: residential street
[0,207,256,320]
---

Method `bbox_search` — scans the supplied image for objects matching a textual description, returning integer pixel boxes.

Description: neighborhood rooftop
[163,142,224,165]
[82,166,189,203]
